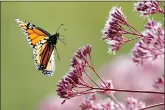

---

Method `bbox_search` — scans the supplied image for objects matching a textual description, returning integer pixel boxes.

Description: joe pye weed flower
[39,1,164,110]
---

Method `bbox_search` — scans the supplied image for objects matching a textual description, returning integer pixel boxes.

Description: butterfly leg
[54,46,60,61]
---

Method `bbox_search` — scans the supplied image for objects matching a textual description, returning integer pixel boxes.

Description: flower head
[74,44,92,61]
[80,94,145,110]
[132,19,164,64]
[125,97,146,110]
[134,0,163,16]
[102,7,127,54]
[80,94,122,110]
[57,44,92,99]
[110,7,127,25]
[80,94,96,110]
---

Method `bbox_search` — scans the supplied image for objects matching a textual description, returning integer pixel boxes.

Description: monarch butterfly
[15,18,65,76]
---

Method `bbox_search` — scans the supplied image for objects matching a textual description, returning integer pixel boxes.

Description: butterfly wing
[33,42,55,76]
[15,18,51,48]
[43,50,55,75]
[16,18,55,76]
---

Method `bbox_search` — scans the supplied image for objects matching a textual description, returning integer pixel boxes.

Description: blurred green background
[1,2,164,110]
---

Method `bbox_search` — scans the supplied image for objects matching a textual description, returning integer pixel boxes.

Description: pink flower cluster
[132,19,164,64]
[39,55,164,110]
[39,1,164,110]
[57,44,92,99]
[80,94,146,110]
[102,0,164,64]
[102,7,127,54]
[134,0,164,16]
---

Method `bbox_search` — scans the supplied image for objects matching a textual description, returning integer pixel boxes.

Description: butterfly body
[15,18,61,76]
[47,33,59,44]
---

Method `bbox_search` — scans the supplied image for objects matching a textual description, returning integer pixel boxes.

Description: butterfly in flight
[15,18,65,76]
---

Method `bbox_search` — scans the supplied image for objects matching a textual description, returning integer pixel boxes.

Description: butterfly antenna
[58,37,66,45]
[55,47,60,61]
[56,24,66,45]
[56,24,64,33]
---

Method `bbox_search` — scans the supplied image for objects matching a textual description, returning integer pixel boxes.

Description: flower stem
[88,64,108,88]
[84,71,100,88]
[92,87,164,94]
[87,54,108,88]
[127,23,142,36]
[139,102,165,110]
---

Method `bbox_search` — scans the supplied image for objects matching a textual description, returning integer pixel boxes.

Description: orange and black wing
[15,18,55,75]
[15,18,50,48]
